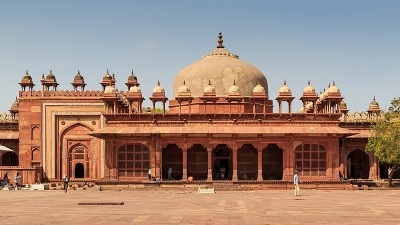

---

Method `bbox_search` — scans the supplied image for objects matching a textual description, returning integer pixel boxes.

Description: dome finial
[373,95,376,100]
[158,80,160,86]
[208,79,211,85]
[131,69,134,74]
[78,70,80,74]
[284,80,286,85]
[217,31,224,48]
[332,80,335,86]
[183,80,186,85]
[308,80,310,85]
[233,79,236,85]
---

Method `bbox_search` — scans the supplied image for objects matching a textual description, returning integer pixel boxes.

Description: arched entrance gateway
[212,144,232,180]
[69,145,90,179]
[347,149,369,179]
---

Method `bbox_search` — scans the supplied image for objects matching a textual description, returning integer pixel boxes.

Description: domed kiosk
[170,32,272,113]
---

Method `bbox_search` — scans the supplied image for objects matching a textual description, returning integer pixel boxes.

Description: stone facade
[0,34,388,185]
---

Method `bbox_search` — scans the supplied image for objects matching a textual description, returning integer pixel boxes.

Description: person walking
[167,165,173,180]
[294,170,302,196]
[14,173,21,190]
[62,174,69,193]
[148,168,152,181]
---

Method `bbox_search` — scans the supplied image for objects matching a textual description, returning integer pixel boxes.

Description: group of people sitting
[0,172,21,190]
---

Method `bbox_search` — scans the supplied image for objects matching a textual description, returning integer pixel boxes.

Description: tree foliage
[366,97,400,186]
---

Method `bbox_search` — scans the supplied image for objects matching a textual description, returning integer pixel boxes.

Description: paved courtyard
[1,189,400,224]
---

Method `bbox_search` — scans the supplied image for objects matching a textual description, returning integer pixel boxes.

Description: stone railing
[0,166,43,185]
[339,111,385,122]
[19,90,104,98]
[0,112,18,122]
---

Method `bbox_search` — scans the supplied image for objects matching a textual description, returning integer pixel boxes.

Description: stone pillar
[149,142,156,180]
[369,153,379,180]
[207,148,213,181]
[232,148,238,181]
[282,139,292,180]
[182,148,187,180]
[257,148,263,181]
[155,150,161,179]
[154,140,162,179]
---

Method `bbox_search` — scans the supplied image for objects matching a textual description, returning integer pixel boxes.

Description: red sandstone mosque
[0,33,389,186]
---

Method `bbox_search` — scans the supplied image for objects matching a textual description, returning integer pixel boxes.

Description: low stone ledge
[198,186,215,194]
[30,184,49,190]
[78,202,124,205]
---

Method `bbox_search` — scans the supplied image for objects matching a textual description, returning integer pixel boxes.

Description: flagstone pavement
[1,189,400,225]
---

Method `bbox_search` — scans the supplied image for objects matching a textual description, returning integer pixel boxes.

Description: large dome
[173,32,268,98]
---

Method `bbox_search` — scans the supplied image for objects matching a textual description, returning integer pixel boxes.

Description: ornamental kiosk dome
[303,81,315,93]
[178,81,191,95]
[204,80,216,93]
[340,100,348,110]
[327,81,340,94]
[22,70,32,80]
[104,85,116,94]
[46,70,55,79]
[173,32,268,98]
[128,70,137,81]
[153,80,165,93]
[278,80,291,94]
[228,80,240,94]
[368,96,380,111]
[129,85,141,93]
[103,70,112,80]
[74,70,84,80]
[253,81,266,93]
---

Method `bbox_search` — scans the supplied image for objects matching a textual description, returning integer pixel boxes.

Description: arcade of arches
[110,142,289,181]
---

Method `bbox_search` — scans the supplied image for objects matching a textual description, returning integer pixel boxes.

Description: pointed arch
[347,149,369,179]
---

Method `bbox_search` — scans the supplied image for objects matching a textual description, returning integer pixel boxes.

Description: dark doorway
[262,144,283,180]
[187,144,207,180]
[75,163,84,178]
[347,149,369,179]
[162,144,183,180]
[212,144,232,180]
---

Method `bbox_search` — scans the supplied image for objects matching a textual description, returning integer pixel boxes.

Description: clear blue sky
[1,0,399,113]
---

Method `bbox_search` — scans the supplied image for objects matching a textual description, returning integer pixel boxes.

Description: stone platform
[1,189,400,224]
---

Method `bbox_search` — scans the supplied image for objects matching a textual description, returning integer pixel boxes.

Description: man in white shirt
[14,173,21,190]
[294,171,302,196]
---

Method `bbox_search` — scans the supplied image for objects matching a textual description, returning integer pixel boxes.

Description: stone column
[232,148,238,181]
[207,148,213,181]
[154,140,162,180]
[282,139,292,180]
[369,153,378,180]
[182,148,187,180]
[257,148,263,181]
[149,142,156,180]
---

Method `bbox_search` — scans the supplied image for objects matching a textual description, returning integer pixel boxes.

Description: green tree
[366,97,400,187]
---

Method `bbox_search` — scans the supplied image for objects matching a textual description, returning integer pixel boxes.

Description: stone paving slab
[1,189,400,224]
